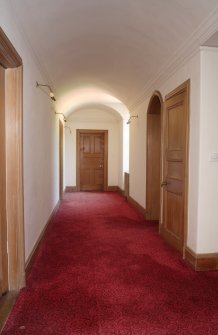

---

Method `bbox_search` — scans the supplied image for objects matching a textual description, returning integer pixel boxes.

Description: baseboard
[127,196,146,218]
[25,200,60,275]
[185,247,218,271]
[65,186,123,193]
[65,186,77,192]
[117,187,124,196]
[107,186,119,192]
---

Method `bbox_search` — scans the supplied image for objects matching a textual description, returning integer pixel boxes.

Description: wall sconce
[55,112,67,122]
[36,81,56,101]
[127,115,138,125]
[65,126,72,134]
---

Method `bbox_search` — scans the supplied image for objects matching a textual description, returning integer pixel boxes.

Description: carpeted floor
[1,192,218,335]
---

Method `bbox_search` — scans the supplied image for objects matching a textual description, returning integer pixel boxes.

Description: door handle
[99,164,103,168]
[161,180,169,187]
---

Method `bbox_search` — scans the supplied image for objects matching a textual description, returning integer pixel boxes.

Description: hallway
[2,192,218,335]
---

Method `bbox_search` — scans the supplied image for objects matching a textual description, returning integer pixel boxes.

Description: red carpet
[2,192,218,335]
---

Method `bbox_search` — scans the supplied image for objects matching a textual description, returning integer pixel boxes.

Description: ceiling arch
[8,0,218,111]
[56,86,130,120]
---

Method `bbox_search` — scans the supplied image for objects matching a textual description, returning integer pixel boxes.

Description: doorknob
[99,164,103,168]
[161,180,169,187]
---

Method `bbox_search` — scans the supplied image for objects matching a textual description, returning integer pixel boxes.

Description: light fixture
[55,112,67,122]
[127,115,138,125]
[36,81,56,101]
[65,126,72,134]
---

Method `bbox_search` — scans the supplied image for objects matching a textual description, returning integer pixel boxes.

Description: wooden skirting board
[185,247,218,271]
[127,194,218,272]
[127,196,146,218]
[25,200,60,275]
[65,186,121,193]
[65,186,77,192]
[107,186,119,192]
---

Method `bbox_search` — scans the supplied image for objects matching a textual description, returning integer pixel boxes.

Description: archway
[146,91,163,222]
[64,104,129,192]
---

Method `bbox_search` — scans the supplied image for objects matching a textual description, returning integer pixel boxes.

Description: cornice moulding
[7,0,55,89]
[129,5,218,111]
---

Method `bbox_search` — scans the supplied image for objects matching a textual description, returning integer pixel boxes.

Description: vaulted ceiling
[9,0,218,114]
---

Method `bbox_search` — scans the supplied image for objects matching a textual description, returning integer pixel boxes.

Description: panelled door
[161,81,189,255]
[59,120,64,199]
[77,130,108,191]
[0,65,8,295]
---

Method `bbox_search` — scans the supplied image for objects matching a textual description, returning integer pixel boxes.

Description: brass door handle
[161,180,169,187]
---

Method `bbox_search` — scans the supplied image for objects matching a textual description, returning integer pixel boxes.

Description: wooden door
[77,130,108,191]
[161,81,189,254]
[0,65,8,295]
[59,120,64,199]
[146,93,162,221]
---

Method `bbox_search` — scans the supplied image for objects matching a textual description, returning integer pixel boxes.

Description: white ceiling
[9,0,218,113]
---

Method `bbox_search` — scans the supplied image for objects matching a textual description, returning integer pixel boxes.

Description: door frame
[0,28,25,291]
[59,120,64,200]
[160,80,190,255]
[146,91,163,225]
[76,129,108,191]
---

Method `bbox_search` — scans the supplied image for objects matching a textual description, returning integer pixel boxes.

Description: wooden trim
[160,224,183,254]
[0,65,8,294]
[5,66,25,291]
[25,201,60,276]
[127,196,146,218]
[76,129,108,191]
[185,247,218,271]
[0,28,22,68]
[161,80,190,256]
[65,186,122,194]
[107,186,119,192]
[0,291,18,332]
[0,28,24,292]
[65,186,77,192]
[59,121,64,200]
[124,172,129,198]
[117,187,124,196]
[146,91,163,223]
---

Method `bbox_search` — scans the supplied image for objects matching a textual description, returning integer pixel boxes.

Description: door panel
[59,121,64,200]
[161,81,189,254]
[77,130,108,191]
[0,65,8,295]
[146,93,162,222]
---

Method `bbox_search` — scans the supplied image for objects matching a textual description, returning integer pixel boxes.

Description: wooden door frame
[59,120,64,200]
[146,91,163,226]
[76,129,108,191]
[0,28,25,290]
[160,80,190,256]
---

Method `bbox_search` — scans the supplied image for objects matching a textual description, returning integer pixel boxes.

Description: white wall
[1,1,60,260]
[129,51,201,253]
[129,103,148,208]
[197,47,218,253]
[65,107,123,188]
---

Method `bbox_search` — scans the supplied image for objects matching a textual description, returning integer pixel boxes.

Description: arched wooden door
[146,92,163,222]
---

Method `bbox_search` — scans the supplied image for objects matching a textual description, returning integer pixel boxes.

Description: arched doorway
[146,91,163,222]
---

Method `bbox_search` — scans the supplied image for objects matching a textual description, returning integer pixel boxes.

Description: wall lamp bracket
[55,112,67,122]
[65,126,72,134]
[126,115,138,125]
[36,81,56,101]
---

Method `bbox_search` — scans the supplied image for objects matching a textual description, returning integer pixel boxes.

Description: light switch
[209,152,218,162]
